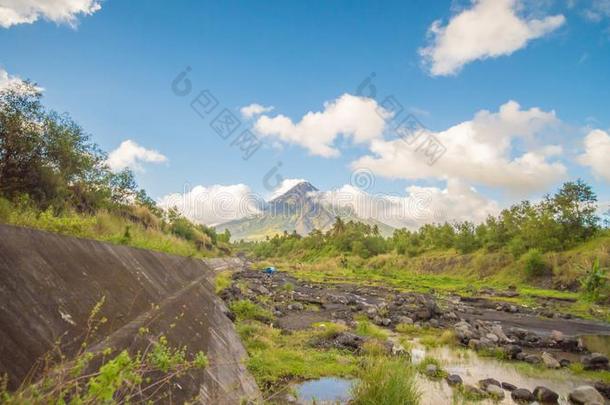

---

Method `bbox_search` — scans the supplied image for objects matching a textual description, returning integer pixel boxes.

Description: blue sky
[1,0,609,226]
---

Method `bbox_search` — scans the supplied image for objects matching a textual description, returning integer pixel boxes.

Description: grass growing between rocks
[261,255,610,321]
[354,317,388,339]
[350,356,420,405]
[236,320,358,394]
[214,270,232,294]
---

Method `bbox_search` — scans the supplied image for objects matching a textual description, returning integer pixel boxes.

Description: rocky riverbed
[220,268,610,404]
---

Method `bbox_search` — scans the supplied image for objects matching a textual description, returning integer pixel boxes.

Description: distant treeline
[0,82,229,253]
[244,180,608,260]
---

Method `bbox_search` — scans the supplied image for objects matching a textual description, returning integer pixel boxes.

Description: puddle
[412,344,591,405]
[295,377,355,404]
[582,334,610,357]
[292,338,608,405]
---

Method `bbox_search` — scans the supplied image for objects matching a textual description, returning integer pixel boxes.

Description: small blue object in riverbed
[263,266,277,274]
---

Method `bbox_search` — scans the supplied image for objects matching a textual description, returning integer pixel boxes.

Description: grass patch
[416,356,447,379]
[351,356,420,405]
[214,270,232,294]
[229,299,273,322]
[354,318,388,339]
[237,320,358,393]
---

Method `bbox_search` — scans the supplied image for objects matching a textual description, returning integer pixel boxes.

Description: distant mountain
[218,181,394,241]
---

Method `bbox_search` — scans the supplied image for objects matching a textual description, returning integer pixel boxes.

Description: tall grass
[0,199,220,258]
[351,356,420,405]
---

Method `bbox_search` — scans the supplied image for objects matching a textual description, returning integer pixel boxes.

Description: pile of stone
[443,374,610,404]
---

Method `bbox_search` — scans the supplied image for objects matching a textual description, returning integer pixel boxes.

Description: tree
[550,179,598,244]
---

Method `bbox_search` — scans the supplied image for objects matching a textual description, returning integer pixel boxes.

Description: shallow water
[582,334,610,357]
[412,344,590,405]
[295,377,354,404]
[293,343,601,405]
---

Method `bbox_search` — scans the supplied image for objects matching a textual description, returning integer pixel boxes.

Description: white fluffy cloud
[158,184,261,226]
[0,67,42,94]
[106,140,168,173]
[0,0,101,28]
[316,179,498,229]
[0,67,21,90]
[577,129,610,182]
[353,100,566,195]
[420,0,565,76]
[240,103,274,119]
[253,93,390,157]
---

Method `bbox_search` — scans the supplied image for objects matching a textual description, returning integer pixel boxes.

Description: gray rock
[582,353,609,371]
[505,344,522,359]
[502,382,517,391]
[542,352,561,369]
[550,330,564,342]
[463,384,487,397]
[511,388,535,403]
[569,385,605,404]
[382,318,392,326]
[446,374,463,386]
[524,354,541,364]
[478,378,501,390]
[486,384,505,399]
[533,386,559,403]
[397,316,414,325]
[594,381,610,399]
[425,364,438,377]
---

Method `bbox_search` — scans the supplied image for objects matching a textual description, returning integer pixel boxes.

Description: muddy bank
[0,224,259,404]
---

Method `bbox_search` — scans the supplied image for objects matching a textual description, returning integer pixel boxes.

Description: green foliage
[0,302,208,404]
[229,299,273,322]
[214,270,233,294]
[235,320,357,393]
[581,258,609,303]
[242,180,601,264]
[522,249,548,278]
[354,318,388,339]
[0,85,230,256]
[416,356,447,379]
[351,356,420,405]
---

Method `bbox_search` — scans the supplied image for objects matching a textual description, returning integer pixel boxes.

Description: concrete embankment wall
[0,224,259,404]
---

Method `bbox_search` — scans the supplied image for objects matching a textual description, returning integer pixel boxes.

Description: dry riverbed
[219,267,610,404]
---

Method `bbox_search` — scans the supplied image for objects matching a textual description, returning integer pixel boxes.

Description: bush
[351,357,420,405]
[522,248,548,278]
[0,197,11,222]
[581,258,609,303]
[229,299,273,321]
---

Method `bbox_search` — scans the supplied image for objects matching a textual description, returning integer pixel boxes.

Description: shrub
[351,357,420,405]
[581,258,609,303]
[522,248,548,278]
[0,197,11,222]
[229,299,273,322]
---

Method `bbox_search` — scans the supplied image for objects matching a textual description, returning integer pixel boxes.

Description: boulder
[550,330,564,342]
[594,381,610,399]
[504,344,522,359]
[582,353,609,371]
[334,332,365,351]
[559,358,571,368]
[533,386,559,403]
[524,354,541,364]
[425,364,438,377]
[541,352,561,369]
[502,382,517,391]
[511,388,535,403]
[568,385,605,404]
[463,384,487,397]
[486,384,505,399]
[397,316,413,325]
[478,378,501,390]
[445,374,463,386]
